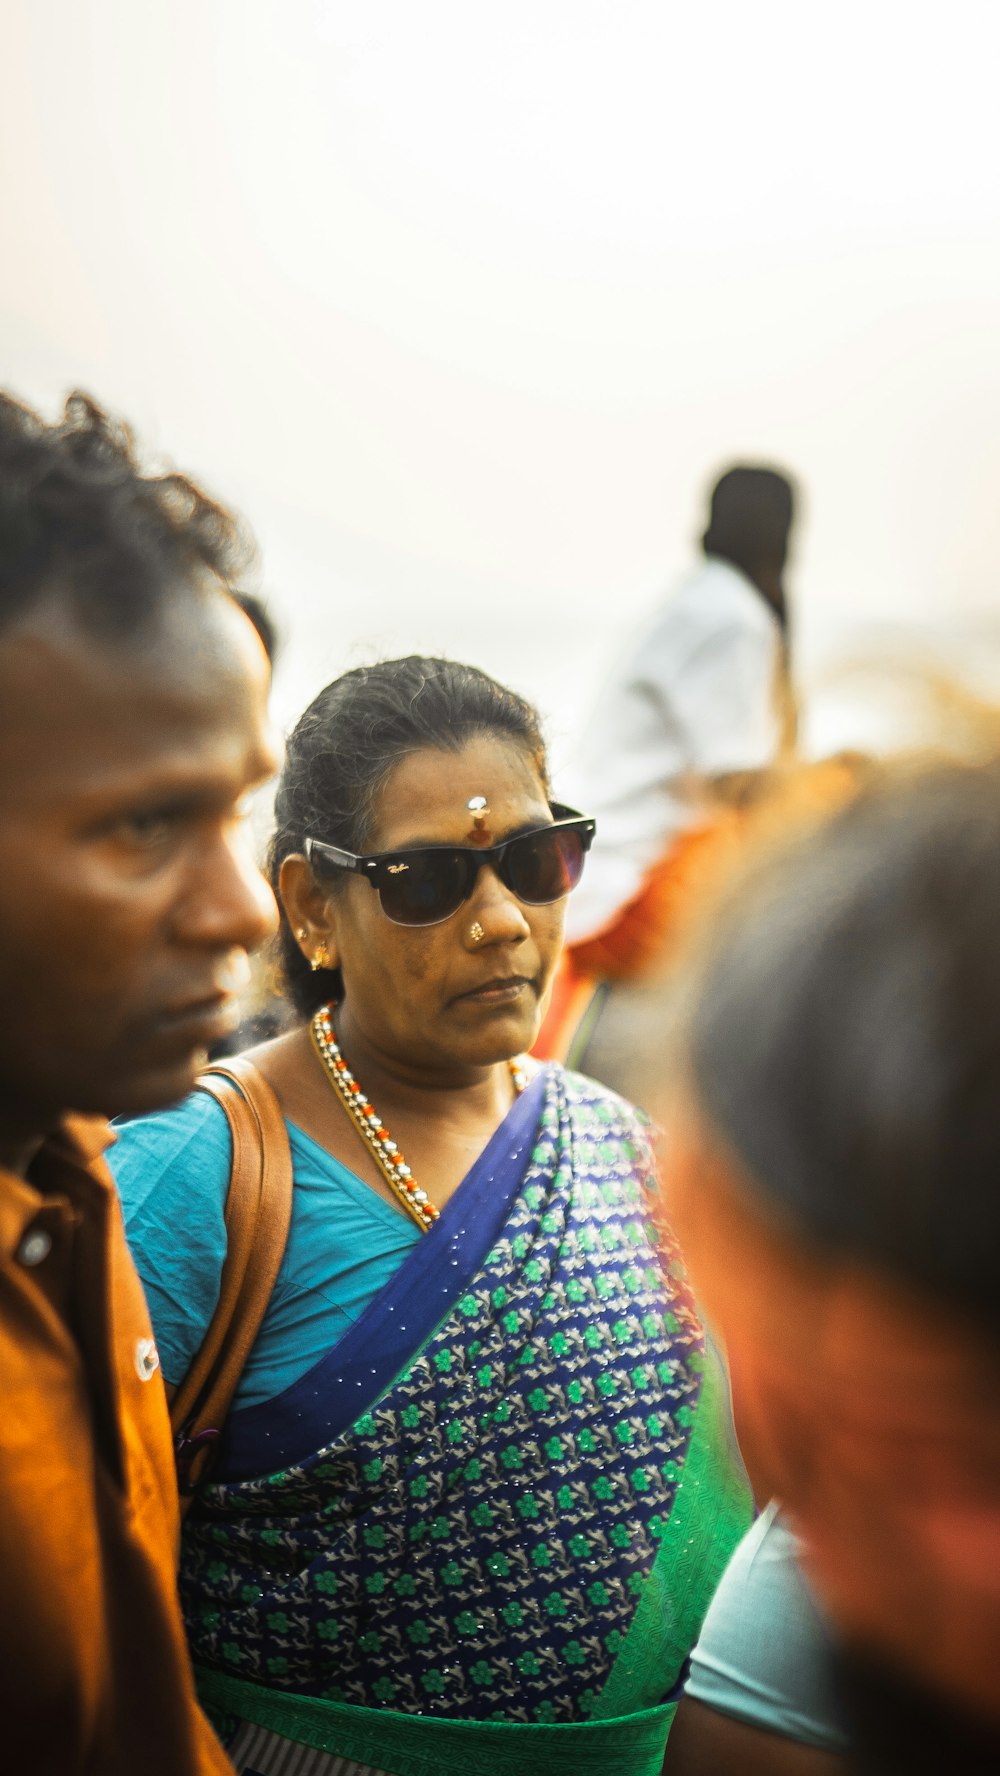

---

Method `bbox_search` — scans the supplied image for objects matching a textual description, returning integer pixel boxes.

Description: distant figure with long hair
[565,465,795,948]
[538,465,797,1068]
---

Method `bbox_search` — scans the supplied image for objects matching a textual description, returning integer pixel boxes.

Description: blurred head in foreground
[0,389,277,1140]
[662,759,1000,1756]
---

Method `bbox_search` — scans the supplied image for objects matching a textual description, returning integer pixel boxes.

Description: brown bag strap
[168,1055,293,1511]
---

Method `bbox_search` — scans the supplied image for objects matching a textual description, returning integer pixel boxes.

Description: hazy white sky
[3,0,1000,764]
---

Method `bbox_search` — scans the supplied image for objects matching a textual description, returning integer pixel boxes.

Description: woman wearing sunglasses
[111,657,750,1776]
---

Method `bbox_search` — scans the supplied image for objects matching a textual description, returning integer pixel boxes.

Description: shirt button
[134,1338,160,1382]
[18,1227,53,1267]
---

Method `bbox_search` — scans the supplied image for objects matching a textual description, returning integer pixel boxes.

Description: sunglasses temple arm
[307,839,365,874]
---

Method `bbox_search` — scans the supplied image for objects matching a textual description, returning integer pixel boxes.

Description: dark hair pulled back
[269,656,548,1016]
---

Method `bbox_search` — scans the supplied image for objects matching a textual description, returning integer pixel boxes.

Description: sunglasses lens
[377,852,469,926]
[505,828,585,904]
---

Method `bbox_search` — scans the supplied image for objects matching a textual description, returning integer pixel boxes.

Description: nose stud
[469,922,485,944]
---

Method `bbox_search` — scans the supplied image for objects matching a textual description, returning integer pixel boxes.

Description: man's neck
[0,1109,49,1179]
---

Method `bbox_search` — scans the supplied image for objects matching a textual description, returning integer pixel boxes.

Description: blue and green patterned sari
[185,1066,750,1776]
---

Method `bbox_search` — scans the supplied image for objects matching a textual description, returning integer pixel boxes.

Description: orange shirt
[0,1117,232,1775]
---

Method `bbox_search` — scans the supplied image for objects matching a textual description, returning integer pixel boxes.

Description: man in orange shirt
[0,390,278,1773]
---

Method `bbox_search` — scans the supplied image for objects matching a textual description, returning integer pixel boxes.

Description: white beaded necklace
[310,1002,528,1233]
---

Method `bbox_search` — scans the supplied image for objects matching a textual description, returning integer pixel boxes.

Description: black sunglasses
[305,804,596,928]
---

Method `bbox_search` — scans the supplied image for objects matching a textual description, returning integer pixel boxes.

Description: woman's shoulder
[546,1062,654,1146]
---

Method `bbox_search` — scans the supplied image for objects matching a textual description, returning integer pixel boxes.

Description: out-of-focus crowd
[1,390,997,1776]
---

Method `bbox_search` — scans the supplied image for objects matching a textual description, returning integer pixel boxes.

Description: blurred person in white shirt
[563,464,796,949]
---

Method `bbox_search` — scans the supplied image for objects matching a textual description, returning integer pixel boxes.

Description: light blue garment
[110,1091,420,1411]
[683,1501,849,1753]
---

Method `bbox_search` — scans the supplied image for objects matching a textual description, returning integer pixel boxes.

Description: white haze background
[3,1,1000,770]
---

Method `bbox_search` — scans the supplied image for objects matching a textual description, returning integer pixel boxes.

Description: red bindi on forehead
[465,795,492,846]
[368,739,550,854]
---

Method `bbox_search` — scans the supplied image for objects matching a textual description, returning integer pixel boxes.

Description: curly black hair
[0,388,257,639]
[269,656,549,1016]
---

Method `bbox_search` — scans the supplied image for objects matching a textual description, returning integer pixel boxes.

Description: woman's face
[325,735,565,1074]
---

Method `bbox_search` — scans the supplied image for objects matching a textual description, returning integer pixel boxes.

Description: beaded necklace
[310,1002,528,1233]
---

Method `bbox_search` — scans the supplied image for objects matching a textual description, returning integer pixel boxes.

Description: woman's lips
[457,976,532,1005]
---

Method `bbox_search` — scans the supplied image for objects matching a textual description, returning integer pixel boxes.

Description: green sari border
[593,1350,753,1719]
[196,1665,674,1776]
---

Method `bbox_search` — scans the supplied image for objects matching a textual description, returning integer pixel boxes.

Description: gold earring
[469,922,485,944]
[311,941,330,972]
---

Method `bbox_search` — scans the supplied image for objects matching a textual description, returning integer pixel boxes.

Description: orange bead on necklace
[310,1002,527,1233]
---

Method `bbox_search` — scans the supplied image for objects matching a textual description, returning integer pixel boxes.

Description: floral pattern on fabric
[181,1069,705,1724]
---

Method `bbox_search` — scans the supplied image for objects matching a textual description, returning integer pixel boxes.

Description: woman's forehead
[370,738,548,849]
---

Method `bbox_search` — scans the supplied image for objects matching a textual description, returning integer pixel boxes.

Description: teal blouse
[684,1501,849,1752]
[109,1091,420,1411]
